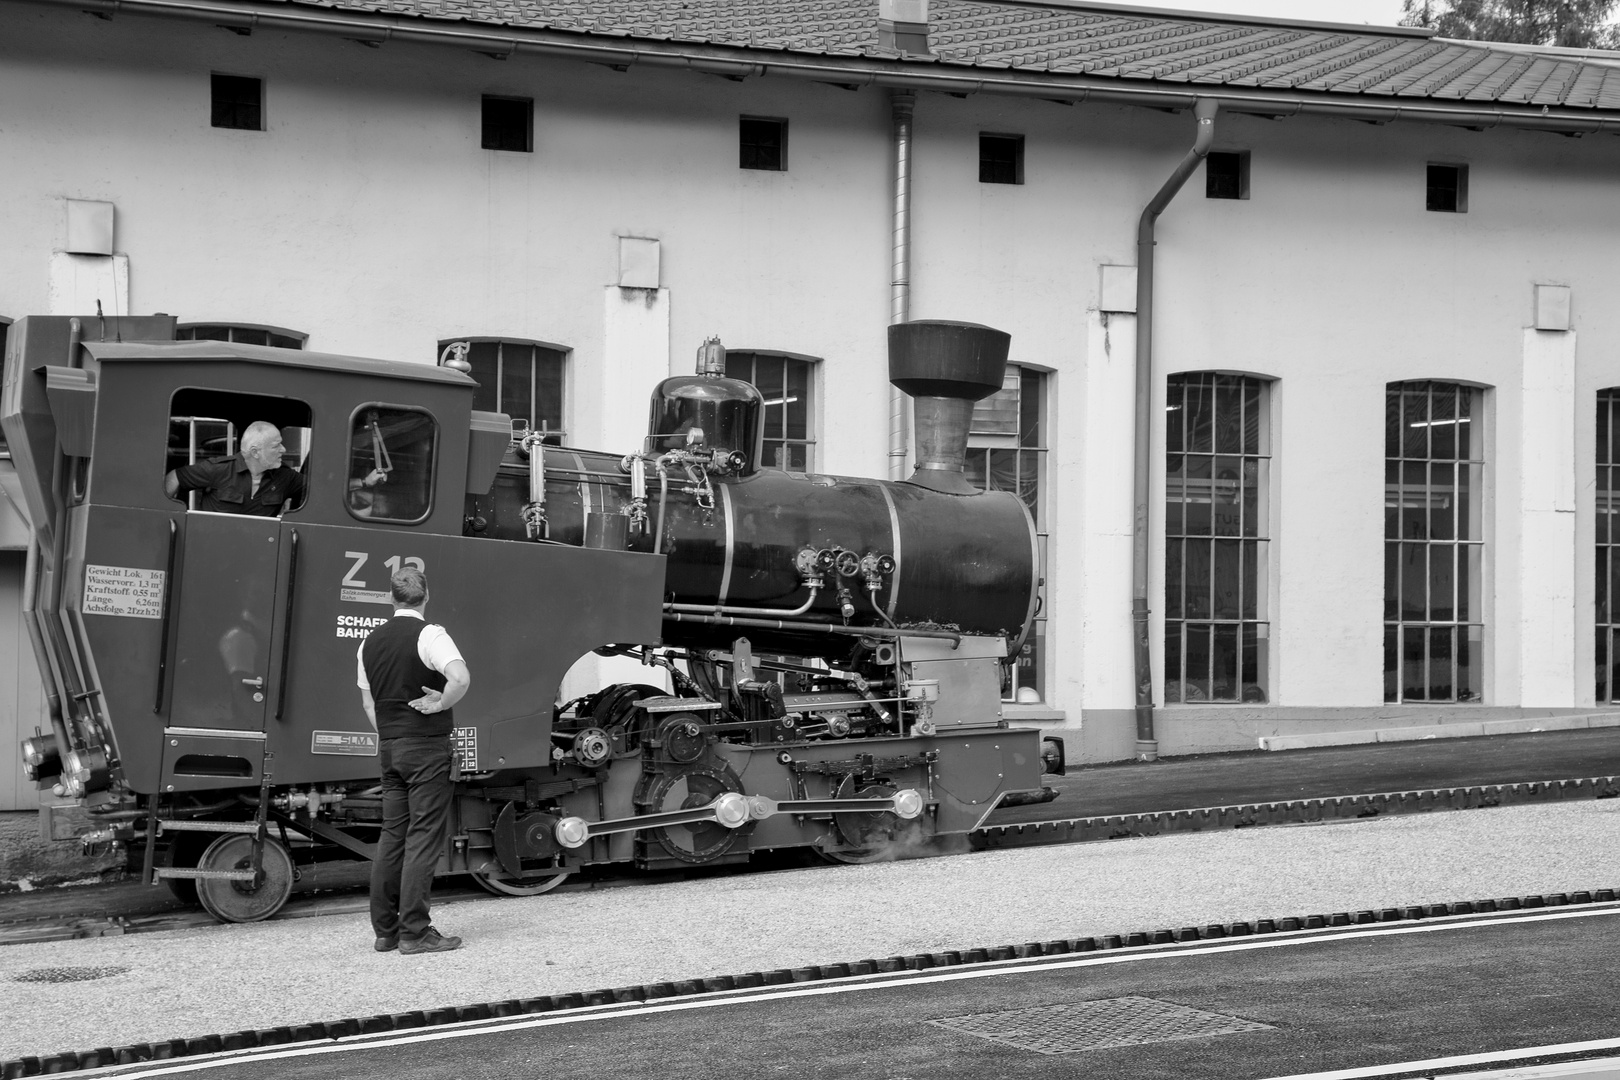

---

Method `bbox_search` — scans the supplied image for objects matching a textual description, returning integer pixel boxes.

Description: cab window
[348,405,436,523]
[166,388,311,515]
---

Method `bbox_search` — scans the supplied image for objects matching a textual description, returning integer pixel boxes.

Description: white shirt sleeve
[357,639,370,692]
[417,623,466,675]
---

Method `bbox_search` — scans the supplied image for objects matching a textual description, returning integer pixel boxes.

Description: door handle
[241,677,265,688]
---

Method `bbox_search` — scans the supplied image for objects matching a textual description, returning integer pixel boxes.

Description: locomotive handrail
[663,587,820,620]
[274,528,299,721]
[153,519,179,714]
[664,609,962,645]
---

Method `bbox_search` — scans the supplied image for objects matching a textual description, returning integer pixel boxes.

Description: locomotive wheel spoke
[194,834,294,924]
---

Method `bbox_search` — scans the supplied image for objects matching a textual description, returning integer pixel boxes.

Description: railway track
[5,767,1618,948]
[3,772,1617,1077]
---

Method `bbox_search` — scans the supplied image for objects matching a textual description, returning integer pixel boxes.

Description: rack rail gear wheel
[820,776,928,864]
[194,834,294,923]
[469,868,573,897]
[636,763,747,863]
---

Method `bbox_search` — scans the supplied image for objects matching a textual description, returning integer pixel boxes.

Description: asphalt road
[95,904,1620,1080]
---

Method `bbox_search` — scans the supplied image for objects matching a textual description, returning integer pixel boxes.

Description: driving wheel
[469,868,573,897]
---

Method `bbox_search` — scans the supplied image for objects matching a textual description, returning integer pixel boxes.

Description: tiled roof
[250,0,1620,111]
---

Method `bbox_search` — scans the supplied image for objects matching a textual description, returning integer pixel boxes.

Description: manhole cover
[11,966,130,984]
[928,995,1275,1055]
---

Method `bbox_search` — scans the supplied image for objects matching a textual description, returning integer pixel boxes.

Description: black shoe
[399,928,463,954]
[374,935,399,952]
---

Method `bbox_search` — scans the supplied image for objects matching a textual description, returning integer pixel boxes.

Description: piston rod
[553,788,924,849]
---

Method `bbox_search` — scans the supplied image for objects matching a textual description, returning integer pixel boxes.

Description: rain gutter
[28,0,1620,136]
[1130,97,1217,763]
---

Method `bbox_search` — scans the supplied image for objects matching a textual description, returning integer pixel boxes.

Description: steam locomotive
[3,314,1062,922]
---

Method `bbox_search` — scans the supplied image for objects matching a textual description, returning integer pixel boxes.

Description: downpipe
[888,89,915,482]
[1131,97,1217,763]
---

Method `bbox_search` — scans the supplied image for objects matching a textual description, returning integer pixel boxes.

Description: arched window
[723,350,817,471]
[968,365,1047,702]
[1597,390,1620,701]
[176,323,307,350]
[1165,372,1271,704]
[1384,381,1485,703]
[444,338,567,445]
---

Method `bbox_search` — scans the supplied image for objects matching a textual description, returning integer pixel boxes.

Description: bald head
[240,421,286,474]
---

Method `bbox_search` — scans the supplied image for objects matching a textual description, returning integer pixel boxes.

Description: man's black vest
[361,615,452,739]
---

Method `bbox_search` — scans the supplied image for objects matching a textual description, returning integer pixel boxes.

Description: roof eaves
[24,0,1620,132]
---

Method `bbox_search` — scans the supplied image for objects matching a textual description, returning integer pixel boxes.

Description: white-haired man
[164,420,306,516]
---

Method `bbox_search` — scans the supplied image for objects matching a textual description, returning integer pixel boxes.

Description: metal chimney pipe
[889,320,1010,495]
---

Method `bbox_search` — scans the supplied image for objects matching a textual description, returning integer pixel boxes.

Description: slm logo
[311,730,379,756]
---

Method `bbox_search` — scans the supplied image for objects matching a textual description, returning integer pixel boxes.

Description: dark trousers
[370,735,453,941]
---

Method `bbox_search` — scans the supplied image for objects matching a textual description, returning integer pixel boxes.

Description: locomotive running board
[553,789,925,849]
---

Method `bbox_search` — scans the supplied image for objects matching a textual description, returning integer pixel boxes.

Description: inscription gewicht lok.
[82,564,166,619]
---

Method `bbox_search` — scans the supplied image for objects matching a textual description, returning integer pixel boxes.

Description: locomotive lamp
[20,735,62,783]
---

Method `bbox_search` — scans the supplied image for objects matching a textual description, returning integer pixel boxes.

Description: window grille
[723,351,816,471]
[177,324,306,350]
[210,74,262,131]
[1384,381,1484,703]
[482,96,533,153]
[967,366,1047,701]
[1165,373,1270,704]
[1597,391,1620,701]
[449,339,567,445]
[739,117,787,171]
[979,133,1024,185]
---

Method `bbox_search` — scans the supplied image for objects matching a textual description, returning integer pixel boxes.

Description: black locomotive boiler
[4,314,1063,921]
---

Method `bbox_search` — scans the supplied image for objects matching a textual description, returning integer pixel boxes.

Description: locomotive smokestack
[888,320,1011,495]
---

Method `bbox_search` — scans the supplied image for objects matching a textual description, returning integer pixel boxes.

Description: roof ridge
[951,0,1435,40]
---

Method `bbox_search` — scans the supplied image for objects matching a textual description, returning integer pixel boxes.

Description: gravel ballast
[3,798,1617,1062]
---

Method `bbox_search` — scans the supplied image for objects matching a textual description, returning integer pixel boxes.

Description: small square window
[211,74,262,131]
[1427,163,1468,213]
[979,133,1024,185]
[1205,151,1249,200]
[482,96,533,153]
[740,117,787,171]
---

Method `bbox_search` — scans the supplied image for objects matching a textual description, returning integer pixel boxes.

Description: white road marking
[78,904,1620,1079]
[1257,1046,1620,1080]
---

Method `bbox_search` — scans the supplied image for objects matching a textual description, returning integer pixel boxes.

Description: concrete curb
[1257,714,1620,752]
[972,775,1620,849]
[4,889,1616,1077]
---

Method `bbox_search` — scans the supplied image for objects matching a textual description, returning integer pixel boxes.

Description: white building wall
[5,5,1620,765]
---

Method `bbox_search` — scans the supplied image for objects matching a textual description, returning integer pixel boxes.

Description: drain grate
[928,995,1275,1055]
[11,966,130,984]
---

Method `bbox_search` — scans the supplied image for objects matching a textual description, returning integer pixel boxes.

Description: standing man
[165,420,306,515]
[358,567,470,955]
